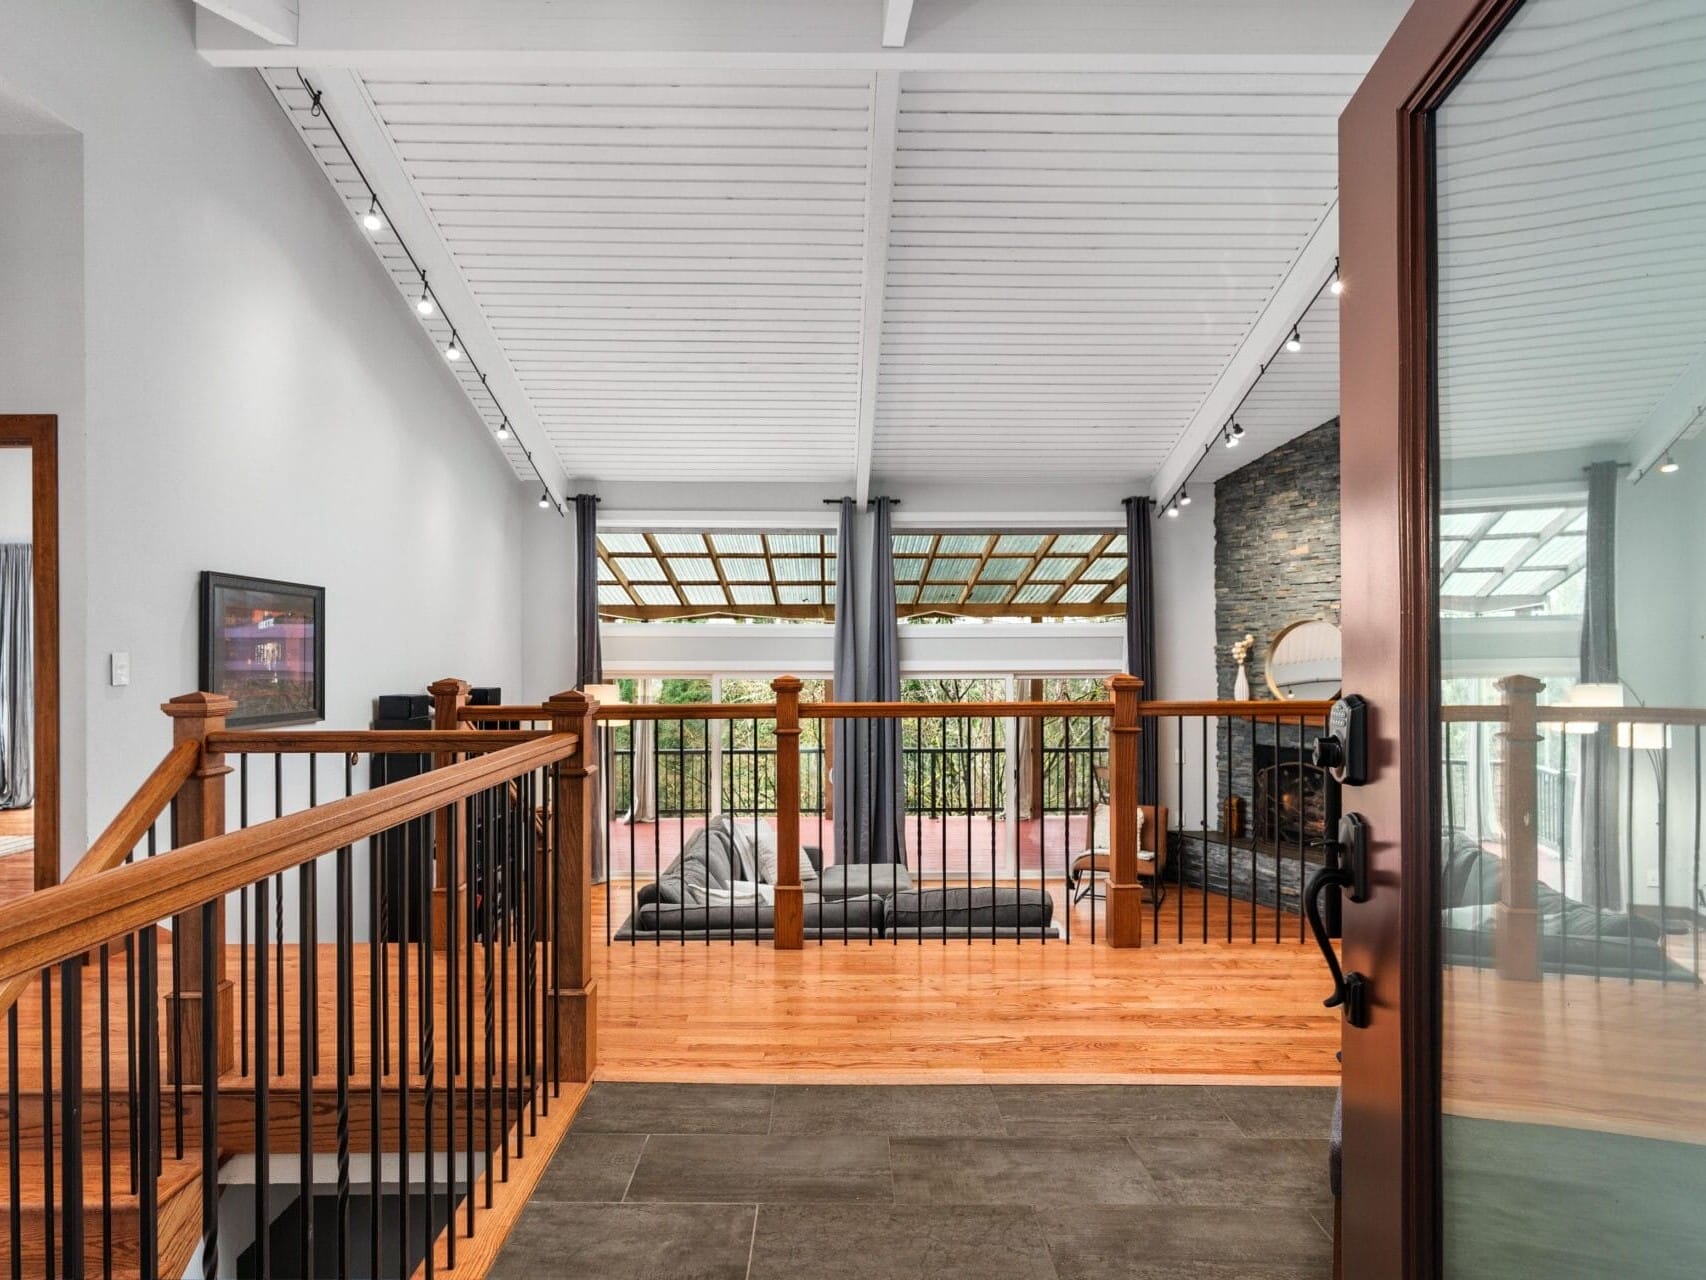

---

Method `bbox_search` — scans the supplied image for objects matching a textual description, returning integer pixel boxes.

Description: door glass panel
[1434,0,1706,1274]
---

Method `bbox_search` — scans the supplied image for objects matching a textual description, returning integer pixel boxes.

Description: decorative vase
[1234,661,1251,702]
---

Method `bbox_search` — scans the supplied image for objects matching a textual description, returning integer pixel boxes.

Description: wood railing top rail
[0,738,199,1019]
[462,697,1332,723]
[207,728,551,754]
[0,734,578,986]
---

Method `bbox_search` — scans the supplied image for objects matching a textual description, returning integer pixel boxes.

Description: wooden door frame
[0,415,59,890]
[1338,0,1528,1274]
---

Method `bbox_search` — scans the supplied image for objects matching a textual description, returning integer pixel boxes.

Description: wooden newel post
[163,692,238,1080]
[545,688,599,1082]
[1495,674,1544,981]
[771,676,804,950]
[428,677,471,949]
[1105,674,1145,948]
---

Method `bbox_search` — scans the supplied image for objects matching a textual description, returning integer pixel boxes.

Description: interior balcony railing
[459,678,1338,949]
[0,688,599,1280]
[1441,678,1705,985]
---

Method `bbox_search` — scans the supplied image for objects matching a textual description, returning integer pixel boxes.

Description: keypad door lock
[1313,694,1369,787]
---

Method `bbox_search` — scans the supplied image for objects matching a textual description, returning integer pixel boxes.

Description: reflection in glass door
[1433,0,1706,1274]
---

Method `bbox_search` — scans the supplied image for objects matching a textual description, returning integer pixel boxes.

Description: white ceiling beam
[197,0,1402,68]
[882,0,917,49]
[300,67,571,499]
[193,0,298,45]
[1627,345,1706,483]
[853,70,901,507]
[1149,202,1339,504]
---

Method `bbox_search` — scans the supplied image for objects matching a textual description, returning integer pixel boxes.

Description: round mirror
[1265,618,1341,700]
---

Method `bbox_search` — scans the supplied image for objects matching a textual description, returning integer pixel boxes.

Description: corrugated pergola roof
[597,529,1126,620]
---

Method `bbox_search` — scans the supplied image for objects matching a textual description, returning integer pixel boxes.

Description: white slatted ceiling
[367,71,872,483]
[1436,0,1706,459]
[263,65,1363,489]
[871,70,1356,483]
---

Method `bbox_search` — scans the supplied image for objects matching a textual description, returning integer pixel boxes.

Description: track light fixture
[1658,454,1680,474]
[1329,259,1344,296]
[1164,498,1181,518]
[1178,487,1192,507]
[1224,421,1244,448]
[298,70,564,517]
[1285,326,1303,353]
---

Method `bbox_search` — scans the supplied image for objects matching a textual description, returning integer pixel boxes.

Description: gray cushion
[888,886,1052,929]
[819,863,912,900]
[623,893,884,938]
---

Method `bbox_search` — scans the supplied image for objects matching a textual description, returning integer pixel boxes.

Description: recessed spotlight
[1285,326,1303,354]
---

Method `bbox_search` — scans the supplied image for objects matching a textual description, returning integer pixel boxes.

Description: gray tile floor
[493,1084,1336,1279]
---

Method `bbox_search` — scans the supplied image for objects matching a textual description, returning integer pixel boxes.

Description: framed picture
[199,572,326,728]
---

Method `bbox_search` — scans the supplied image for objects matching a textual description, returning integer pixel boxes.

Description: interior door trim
[0,414,59,891]
[1339,2,1527,1275]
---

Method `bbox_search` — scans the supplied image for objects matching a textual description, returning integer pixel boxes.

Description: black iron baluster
[446,793,461,1269]
[254,876,271,1280]
[367,818,383,1280]
[336,834,353,1280]
[199,902,218,1280]
[60,955,84,1280]
[1693,724,1702,980]
[499,787,512,1180]
[125,929,138,1197]
[1200,718,1210,945]
[275,754,286,1079]
[423,801,437,1280]
[299,860,317,1280]
[1626,742,1637,984]
[39,970,54,1280]
[8,1005,21,1280]
[483,787,496,1209]
[99,941,113,1280]
[399,811,413,1275]
[464,790,478,1239]
[137,928,159,1280]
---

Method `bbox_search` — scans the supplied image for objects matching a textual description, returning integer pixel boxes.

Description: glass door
[1432,0,1706,1274]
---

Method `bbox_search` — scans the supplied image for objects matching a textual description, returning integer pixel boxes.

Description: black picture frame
[198,571,326,728]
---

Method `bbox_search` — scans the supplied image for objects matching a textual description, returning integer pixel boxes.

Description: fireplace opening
[1252,742,1329,847]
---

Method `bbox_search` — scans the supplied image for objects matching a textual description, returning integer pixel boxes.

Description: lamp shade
[1616,722,1671,751]
[1562,681,1624,734]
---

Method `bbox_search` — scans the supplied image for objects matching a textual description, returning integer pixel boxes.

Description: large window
[597,530,835,621]
[893,530,1125,621]
[1438,502,1586,618]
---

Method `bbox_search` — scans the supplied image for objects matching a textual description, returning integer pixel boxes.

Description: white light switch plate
[110,651,130,687]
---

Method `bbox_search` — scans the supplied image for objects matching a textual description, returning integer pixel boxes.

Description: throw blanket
[653,816,811,905]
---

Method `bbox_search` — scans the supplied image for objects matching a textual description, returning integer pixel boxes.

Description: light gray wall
[0,450,32,542]
[0,127,87,854]
[0,0,535,872]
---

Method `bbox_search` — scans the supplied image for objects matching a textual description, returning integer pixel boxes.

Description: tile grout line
[619,1133,650,1203]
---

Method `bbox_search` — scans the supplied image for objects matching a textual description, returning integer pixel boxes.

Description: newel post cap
[162,691,239,721]
[428,677,472,698]
[1106,674,1144,695]
[771,674,803,693]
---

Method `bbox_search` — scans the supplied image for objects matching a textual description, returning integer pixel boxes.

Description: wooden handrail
[207,728,550,754]
[1442,704,1706,726]
[464,697,1333,723]
[0,734,578,986]
[0,739,199,1019]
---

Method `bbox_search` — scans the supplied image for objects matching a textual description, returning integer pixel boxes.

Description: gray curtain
[1579,462,1621,908]
[1123,498,1159,804]
[831,498,907,864]
[0,545,32,810]
[571,494,606,879]
[629,679,656,823]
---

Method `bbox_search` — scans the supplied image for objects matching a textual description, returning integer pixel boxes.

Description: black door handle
[1305,814,1372,1029]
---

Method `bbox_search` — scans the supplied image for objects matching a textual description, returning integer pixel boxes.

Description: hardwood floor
[1443,964,1706,1144]
[592,880,1342,1085]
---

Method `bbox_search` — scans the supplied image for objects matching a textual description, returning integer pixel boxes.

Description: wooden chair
[1068,803,1168,904]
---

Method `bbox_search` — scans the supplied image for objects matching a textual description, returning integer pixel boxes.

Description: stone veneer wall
[1213,418,1341,832]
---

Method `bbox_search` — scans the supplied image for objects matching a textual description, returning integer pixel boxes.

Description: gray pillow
[819,863,912,900]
